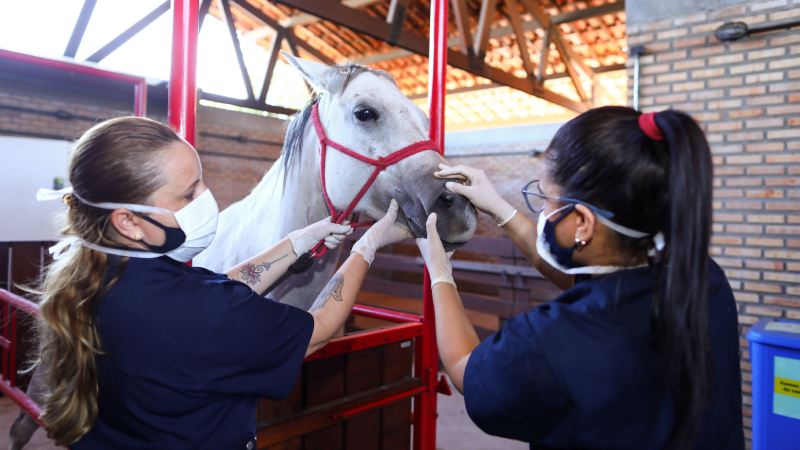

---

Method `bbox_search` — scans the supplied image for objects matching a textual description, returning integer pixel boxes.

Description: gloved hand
[416,213,455,288]
[288,216,353,257]
[435,163,517,226]
[352,199,414,266]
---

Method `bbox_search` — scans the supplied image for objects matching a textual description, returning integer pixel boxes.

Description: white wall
[0,136,71,241]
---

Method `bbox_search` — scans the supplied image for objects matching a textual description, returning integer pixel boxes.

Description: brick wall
[627,0,800,445]
[0,74,285,212]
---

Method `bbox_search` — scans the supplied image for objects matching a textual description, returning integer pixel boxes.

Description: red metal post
[168,0,198,146]
[414,1,448,449]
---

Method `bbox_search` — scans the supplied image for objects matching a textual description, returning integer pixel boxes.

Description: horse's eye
[354,109,376,122]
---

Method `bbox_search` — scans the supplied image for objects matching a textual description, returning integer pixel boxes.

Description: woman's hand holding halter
[435,164,517,226]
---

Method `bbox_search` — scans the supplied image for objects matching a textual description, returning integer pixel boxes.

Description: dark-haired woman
[34,116,411,449]
[416,107,744,449]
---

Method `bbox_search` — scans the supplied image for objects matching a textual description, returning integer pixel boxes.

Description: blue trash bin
[747,318,800,449]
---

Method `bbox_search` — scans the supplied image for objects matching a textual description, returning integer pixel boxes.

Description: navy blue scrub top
[71,256,313,450]
[464,258,744,450]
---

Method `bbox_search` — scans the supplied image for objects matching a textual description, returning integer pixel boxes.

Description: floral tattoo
[239,254,288,285]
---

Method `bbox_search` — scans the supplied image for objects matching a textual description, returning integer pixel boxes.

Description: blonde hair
[35,116,180,445]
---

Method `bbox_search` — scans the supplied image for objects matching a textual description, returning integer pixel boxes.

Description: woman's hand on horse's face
[434,164,516,226]
[289,217,353,257]
[351,200,414,265]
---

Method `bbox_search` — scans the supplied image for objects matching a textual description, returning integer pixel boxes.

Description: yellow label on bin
[775,377,800,399]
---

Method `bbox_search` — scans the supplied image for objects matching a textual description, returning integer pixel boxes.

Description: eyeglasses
[521,180,616,219]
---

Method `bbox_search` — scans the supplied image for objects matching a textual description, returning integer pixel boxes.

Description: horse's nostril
[438,192,456,209]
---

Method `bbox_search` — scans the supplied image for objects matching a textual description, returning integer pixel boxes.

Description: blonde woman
[35,117,409,449]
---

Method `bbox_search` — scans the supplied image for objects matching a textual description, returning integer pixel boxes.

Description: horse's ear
[281,50,332,93]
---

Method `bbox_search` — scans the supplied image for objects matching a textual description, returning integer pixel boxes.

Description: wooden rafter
[504,0,535,78]
[64,0,97,58]
[85,0,170,63]
[220,0,255,101]
[518,0,590,102]
[269,0,587,112]
[353,1,624,66]
[450,0,474,56]
[473,0,497,60]
[259,29,285,104]
[537,26,551,84]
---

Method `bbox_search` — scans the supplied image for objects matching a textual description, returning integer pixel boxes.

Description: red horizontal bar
[0,289,41,318]
[305,322,423,362]
[0,48,146,86]
[0,379,44,428]
[333,385,427,421]
[352,304,423,323]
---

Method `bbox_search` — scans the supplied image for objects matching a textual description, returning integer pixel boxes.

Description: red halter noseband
[310,101,441,257]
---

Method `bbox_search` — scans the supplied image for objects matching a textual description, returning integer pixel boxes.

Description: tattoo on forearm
[309,273,345,312]
[239,254,288,285]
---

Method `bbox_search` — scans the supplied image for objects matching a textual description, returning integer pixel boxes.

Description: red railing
[0,289,44,427]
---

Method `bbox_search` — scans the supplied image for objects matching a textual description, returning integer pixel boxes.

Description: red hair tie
[638,112,664,141]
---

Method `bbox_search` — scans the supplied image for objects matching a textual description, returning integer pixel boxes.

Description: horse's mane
[280,62,396,187]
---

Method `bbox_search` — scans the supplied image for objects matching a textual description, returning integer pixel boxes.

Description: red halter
[310,101,441,257]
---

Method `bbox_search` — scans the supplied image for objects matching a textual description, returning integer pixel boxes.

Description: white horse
[194,52,476,310]
[8,54,476,449]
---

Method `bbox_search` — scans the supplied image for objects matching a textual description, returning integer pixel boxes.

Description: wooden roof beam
[229,0,334,64]
[451,0,475,56]
[353,0,624,65]
[505,0,535,78]
[473,0,498,60]
[270,0,587,112]
[220,0,256,101]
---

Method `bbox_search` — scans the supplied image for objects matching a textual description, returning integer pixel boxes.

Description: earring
[135,232,142,240]
[575,237,586,246]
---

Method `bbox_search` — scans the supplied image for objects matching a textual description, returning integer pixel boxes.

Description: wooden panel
[302,355,345,450]
[10,242,44,296]
[381,400,412,450]
[381,340,413,449]
[343,347,381,450]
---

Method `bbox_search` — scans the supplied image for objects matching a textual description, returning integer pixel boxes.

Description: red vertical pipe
[134,80,148,117]
[168,0,198,146]
[413,1,447,449]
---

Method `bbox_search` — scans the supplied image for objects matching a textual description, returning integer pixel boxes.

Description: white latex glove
[288,216,353,257]
[352,199,414,266]
[435,163,517,226]
[416,213,456,288]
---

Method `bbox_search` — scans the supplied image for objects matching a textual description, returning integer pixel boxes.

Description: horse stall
[0,0,611,448]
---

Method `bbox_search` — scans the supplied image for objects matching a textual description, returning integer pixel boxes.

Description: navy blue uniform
[71,256,313,450]
[464,259,744,450]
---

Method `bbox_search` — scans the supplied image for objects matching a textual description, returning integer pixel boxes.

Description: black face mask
[542,204,582,269]
[138,215,186,254]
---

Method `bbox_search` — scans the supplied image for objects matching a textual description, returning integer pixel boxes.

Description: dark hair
[544,106,713,450]
[36,116,180,445]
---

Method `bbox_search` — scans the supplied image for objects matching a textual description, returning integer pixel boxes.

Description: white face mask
[535,204,662,276]
[37,187,219,262]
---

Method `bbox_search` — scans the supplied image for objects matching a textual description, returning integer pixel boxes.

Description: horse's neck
[277,126,329,236]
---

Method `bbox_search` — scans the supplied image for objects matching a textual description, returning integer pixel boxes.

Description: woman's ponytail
[652,110,714,450]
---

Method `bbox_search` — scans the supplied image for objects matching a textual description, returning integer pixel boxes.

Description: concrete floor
[435,375,528,450]
[0,396,59,450]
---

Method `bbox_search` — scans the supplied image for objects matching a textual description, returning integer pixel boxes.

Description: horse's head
[282,52,476,251]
